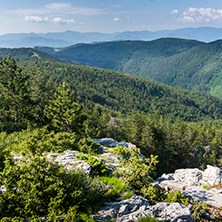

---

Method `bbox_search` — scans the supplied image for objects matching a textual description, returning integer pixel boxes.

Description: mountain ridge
[1,27,222,48]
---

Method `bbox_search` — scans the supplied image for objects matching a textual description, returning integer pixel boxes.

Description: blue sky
[1,0,222,34]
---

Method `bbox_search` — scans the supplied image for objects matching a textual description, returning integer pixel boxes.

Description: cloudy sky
[1,0,222,34]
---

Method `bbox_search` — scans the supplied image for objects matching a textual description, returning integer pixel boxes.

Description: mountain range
[1,27,222,48]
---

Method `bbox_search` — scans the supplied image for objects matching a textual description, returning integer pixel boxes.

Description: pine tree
[44,82,87,134]
[0,55,32,131]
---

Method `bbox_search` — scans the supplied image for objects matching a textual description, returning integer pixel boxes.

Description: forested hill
[35,38,203,71]
[35,38,222,99]
[0,48,78,64]
[20,60,222,122]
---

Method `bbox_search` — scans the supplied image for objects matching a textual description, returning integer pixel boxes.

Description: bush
[76,154,110,176]
[163,190,189,206]
[113,145,130,158]
[122,191,134,200]
[114,146,158,191]
[0,127,79,155]
[78,138,100,154]
[99,176,127,199]
[0,155,104,221]
[141,185,162,205]
[20,129,78,154]
[138,215,159,222]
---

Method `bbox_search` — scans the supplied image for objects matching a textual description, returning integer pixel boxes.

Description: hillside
[0,48,82,64]
[19,60,222,122]
[36,38,222,99]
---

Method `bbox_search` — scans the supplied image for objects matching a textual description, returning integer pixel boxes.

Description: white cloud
[175,7,222,23]
[171,9,179,15]
[24,16,49,22]
[45,3,71,10]
[24,16,76,25]
[51,17,76,25]
[113,17,121,22]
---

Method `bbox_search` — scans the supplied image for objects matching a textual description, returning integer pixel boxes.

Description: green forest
[35,38,222,99]
[1,55,222,221]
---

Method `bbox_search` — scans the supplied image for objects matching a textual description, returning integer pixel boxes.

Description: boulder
[91,138,117,147]
[92,195,193,222]
[159,180,186,192]
[157,173,174,182]
[201,165,222,186]
[174,168,203,186]
[47,151,91,175]
[183,186,222,208]
[92,195,150,221]
[142,202,193,222]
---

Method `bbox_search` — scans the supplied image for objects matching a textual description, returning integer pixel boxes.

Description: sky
[1,0,222,34]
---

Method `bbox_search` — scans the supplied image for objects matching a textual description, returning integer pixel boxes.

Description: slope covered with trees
[36,38,222,99]
[19,60,222,122]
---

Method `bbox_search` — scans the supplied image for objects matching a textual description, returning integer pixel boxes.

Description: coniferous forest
[2,52,222,221]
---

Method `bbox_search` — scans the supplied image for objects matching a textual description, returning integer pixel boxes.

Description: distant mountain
[35,38,222,99]
[1,27,222,48]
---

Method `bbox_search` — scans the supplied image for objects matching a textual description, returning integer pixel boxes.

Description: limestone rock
[47,151,91,175]
[201,165,222,186]
[159,180,186,192]
[92,195,150,221]
[174,168,203,186]
[91,138,117,147]
[143,202,193,222]
[183,186,222,208]
[92,195,193,222]
[157,173,174,182]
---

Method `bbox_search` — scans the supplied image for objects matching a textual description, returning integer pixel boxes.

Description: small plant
[138,215,159,222]
[114,146,158,191]
[113,145,130,158]
[76,154,110,176]
[203,184,210,190]
[164,190,189,206]
[122,191,134,200]
[141,185,162,205]
[191,200,208,221]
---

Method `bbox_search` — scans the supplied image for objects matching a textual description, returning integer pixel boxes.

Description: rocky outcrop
[201,165,222,186]
[91,138,136,148]
[183,186,222,208]
[91,195,193,222]
[47,150,91,175]
[157,165,222,208]
[174,168,203,186]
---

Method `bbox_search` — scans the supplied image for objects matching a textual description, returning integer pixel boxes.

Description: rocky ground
[11,138,222,221]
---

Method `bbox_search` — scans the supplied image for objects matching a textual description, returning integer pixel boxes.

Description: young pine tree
[44,82,87,134]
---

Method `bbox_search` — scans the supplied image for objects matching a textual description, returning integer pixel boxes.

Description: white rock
[91,138,117,147]
[201,165,222,186]
[183,186,222,208]
[160,180,186,191]
[174,168,203,186]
